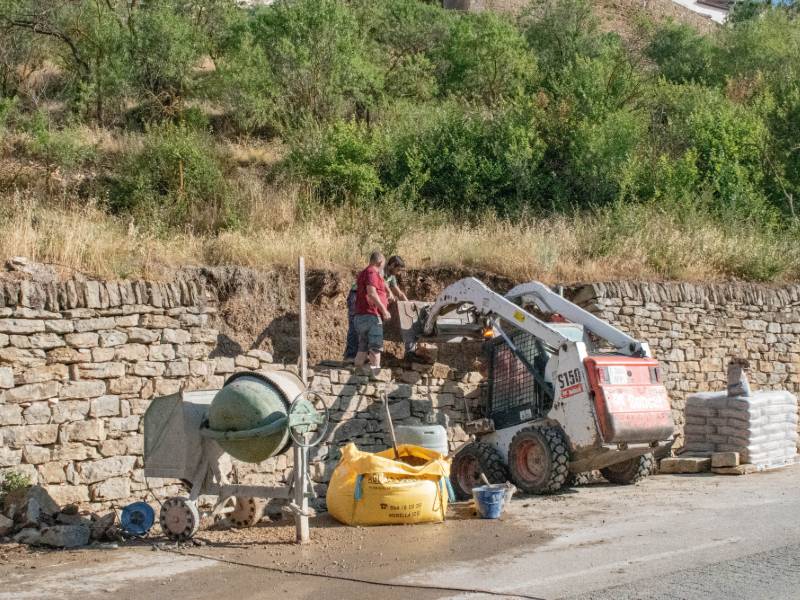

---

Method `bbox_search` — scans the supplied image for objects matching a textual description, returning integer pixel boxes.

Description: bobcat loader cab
[400,278,674,498]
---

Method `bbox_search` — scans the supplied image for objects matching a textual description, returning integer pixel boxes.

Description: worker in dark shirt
[353,251,391,374]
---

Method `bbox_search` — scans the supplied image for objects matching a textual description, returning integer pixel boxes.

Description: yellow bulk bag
[327,443,452,526]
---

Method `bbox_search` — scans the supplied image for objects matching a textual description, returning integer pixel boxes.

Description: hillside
[0,0,798,283]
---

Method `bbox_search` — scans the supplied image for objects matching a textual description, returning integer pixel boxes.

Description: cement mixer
[144,370,329,542]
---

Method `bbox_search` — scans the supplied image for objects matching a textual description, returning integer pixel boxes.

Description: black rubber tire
[450,442,508,501]
[601,453,654,485]
[508,426,570,494]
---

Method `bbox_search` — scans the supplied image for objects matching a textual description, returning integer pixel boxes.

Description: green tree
[438,12,537,105]
[248,0,381,130]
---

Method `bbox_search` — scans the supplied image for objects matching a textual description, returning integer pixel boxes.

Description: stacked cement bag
[684,390,798,468]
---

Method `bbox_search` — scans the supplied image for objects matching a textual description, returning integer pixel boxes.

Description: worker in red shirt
[354,251,391,374]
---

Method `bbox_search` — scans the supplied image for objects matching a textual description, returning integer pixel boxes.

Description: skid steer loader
[395,278,675,498]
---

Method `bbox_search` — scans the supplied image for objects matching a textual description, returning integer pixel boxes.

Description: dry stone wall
[0,275,476,510]
[573,282,800,447]
[4,274,800,511]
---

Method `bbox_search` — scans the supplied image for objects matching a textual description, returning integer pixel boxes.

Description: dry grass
[1,192,797,283]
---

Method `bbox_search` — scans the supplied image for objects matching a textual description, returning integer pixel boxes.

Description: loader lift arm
[422,278,568,350]
[505,282,648,357]
[421,277,650,358]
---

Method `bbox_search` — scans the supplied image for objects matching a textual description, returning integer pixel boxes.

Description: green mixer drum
[207,372,293,463]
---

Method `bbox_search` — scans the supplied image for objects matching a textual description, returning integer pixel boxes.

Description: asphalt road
[2,464,799,600]
[571,542,800,600]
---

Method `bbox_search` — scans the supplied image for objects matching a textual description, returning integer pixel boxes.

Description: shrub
[646,23,721,85]
[289,120,382,203]
[0,470,31,505]
[107,123,234,232]
[248,0,381,130]
[437,12,537,104]
[381,101,547,214]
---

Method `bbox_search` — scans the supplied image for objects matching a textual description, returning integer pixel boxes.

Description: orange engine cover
[583,356,675,444]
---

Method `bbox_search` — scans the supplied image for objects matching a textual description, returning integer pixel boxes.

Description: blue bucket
[472,484,506,519]
[121,502,155,536]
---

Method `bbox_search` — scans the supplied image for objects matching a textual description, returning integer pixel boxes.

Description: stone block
[0,404,22,425]
[165,360,190,377]
[3,424,59,446]
[46,485,90,506]
[38,461,67,484]
[91,347,116,362]
[214,356,235,374]
[23,402,52,424]
[246,349,273,362]
[0,348,46,368]
[108,416,140,434]
[0,514,13,536]
[711,452,740,468]
[61,380,106,399]
[44,319,74,334]
[126,327,160,344]
[40,524,90,548]
[141,314,179,328]
[99,438,127,456]
[162,328,190,344]
[189,360,210,376]
[659,456,711,474]
[12,333,65,349]
[149,344,176,362]
[74,317,116,333]
[99,330,128,347]
[4,381,61,403]
[108,376,143,395]
[79,455,136,483]
[51,443,95,462]
[46,347,91,364]
[132,361,165,377]
[177,343,209,360]
[0,446,22,467]
[90,395,120,418]
[0,319,45,334]
[65,332,99,349]
[91,476,131,501]
[712,464,757,476]
[18,364,69,385]
[0,366,14,388]
[77,362,125,379]
[113,343,148,362]
[235,355,260,369]
[51,400,90,423]
[22,445,50,464]
[62,419,104,442]
[190,328,218,344]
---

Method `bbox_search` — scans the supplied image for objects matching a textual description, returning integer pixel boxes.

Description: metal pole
[299,256,308,385]
[293,443,310,543]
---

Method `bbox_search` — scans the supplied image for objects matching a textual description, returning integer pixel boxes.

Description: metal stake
[293,443,310,543]
[299,257,308,385]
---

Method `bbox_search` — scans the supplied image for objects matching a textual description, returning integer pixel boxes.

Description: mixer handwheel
[288,390,330,447]
[160,497,200,541]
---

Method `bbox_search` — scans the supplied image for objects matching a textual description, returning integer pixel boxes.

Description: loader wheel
[508,427,569,494]
[450,442,508,501]
[601,453,654,485]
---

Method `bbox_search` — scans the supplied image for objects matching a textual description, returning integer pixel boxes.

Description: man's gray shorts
[354,314,383,353]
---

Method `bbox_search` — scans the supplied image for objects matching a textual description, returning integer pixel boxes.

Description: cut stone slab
[712,452,740,468]
[712,464,758,476]
[39,524,90,548]
[659,457,712,474]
